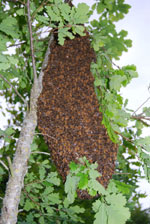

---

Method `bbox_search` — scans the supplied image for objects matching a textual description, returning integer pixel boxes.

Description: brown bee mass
[37,32,118,199]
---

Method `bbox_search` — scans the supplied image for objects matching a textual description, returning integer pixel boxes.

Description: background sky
[0,0,150,210]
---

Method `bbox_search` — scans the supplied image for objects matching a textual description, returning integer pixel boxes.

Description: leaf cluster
[35,0,90,45]
[64,157,130,224]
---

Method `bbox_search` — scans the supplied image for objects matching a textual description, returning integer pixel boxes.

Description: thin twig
[24,179,46,186]
[27,0,37,81]
[31,151,50,156]
[0,160,9,171]
[115,130,133,143]
[114,172,131,175]
[23,188,40,208]
[115,130,150,156]
[131,115,150,126]
[0,73,26,104]
[7,42,26,48]
[133,96,150,115]
[7,156,14,177]
[4,0,25,5]
[132,115,150,121]
[35,132,57,140]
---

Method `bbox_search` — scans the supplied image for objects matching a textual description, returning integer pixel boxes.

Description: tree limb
[0,33,54,224]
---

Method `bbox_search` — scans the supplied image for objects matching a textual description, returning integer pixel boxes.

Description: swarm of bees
[37,32,118,199]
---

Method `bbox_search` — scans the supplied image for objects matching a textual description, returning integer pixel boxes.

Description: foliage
[17,138,86,224]
[65,157,130,224]
[45,0,90,45]
[0,0,150,223]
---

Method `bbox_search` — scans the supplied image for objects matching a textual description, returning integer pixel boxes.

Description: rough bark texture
[0,35,54,224]
[37,32,118,199]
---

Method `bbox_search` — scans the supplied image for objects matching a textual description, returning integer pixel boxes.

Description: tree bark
[0,34,54,224]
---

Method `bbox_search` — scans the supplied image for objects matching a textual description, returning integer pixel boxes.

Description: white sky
[0,0,150,210]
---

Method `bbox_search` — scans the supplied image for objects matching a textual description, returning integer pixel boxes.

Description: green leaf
[69,161,78,171]
[113,180,133,195]
[39,167,46,180]
[39,216,45,224]
[143,107,150,116]
[127,69,138,78]
[97,2,105,14]
[63,198,70,208]
[88,179,106,195]
[65,174,80,204]
[109,75,126,91]
[94,79,101,87]
[73,25,85,36]
[36,15,49,25]
[78,173,88,189]
[106,193,126,207]
[0,55,8,63]
[24,199,35,211]
[0,63,10,71]
[94,202,108,224]
[107,180,118,194]
[0,17,19,38]
[107,203,130,224]
[89,169,101,179]
[48,193,61,204]
[106,194,130,224]
[69,205,85,214]
[58,3,71,21]
[0,38,7,51]
[73,3,89,24]
[16,9,24,16]
[5,127,15,136]
[93,199,102,212]
[46,172,60,186]
[46,6,61,22]
[7,56,18,65]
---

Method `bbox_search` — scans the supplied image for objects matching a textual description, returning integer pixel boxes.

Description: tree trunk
[0,35,54,224]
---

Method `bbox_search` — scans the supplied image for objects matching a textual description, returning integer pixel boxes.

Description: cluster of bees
[37,32,118,199]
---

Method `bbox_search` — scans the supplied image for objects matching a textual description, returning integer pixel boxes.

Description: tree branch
[27,0,37,81]
[0,34,54,224]
[133,96,150,115]
[31,151,50,156]
[7,41,26,48]
[0,160,9,171]
[35,132,57,140]
[0,73,26,104]
[3,0,25,5]
[131,115,150,126]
